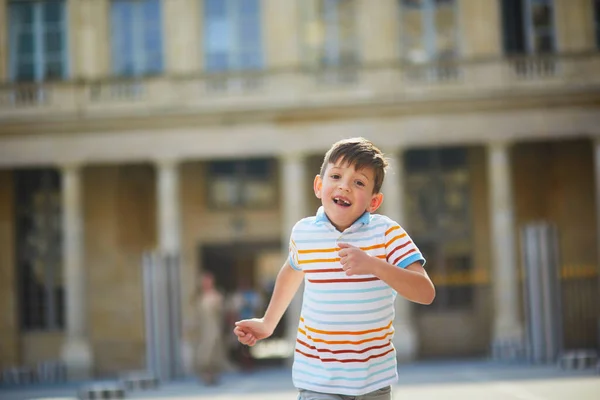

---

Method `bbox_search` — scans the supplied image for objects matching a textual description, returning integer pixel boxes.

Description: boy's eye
[355,180,365,187]
[331,174,340,179]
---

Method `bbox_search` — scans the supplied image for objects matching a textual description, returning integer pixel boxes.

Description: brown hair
[319,137,388,194]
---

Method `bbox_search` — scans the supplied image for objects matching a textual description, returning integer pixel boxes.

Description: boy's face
[314,160,383,232]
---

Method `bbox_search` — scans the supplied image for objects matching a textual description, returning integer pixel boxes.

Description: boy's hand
[234,318,274,347]
[338,243,373,276]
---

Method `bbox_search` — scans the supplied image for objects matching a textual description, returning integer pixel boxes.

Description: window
[405,147,474,311]
[400,0,458,63]
[204,0,263,72]
[15,169,64,331]
[111,0,163,76]
[502,0,556,54]
[207,159,276,209]
[303,0,358,67]
[8,0,68,82]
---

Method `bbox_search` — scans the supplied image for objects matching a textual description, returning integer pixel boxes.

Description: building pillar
[0,0,7,81]
[157,160,181,254]
[280,153,308,362]
[488,142,524,359]
[155,160,192,372]
[264,0,301,68]
[164,0,200,74]
[593,138,600,344]
[71,0,109,79]
[381,149,419,363]
[60,165,93,380]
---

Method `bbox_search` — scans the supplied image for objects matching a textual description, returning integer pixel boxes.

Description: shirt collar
[315,206,371,227]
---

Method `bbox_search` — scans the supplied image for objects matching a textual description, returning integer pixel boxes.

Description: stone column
[381,149,418,363]
[488,142,523,359]
[593,138,600,340]
[155,160,191,372]
[60,165,93,380]
[157,160,181,254]
[264,0,301,68]
[73,0,109,79]
[0,0,7,81]
[280,153,308,362]
[163,0,200,74]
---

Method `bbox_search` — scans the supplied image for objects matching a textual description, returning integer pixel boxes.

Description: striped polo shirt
[288,206,425,396]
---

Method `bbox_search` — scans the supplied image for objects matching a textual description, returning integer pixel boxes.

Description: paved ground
[1,360,599,400]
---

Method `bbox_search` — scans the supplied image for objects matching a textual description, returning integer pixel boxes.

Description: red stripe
[296,339,391,354]
[386,241,411,262]
[308,277,380,284]
[392,249,416,266]
[304,268,344,274]
[295,347,394,363]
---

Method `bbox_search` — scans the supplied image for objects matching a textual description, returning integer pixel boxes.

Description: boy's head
[315,137,389,231]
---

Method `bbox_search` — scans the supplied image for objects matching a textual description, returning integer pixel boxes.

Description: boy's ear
[313,175,323,199]
[368,193,384,213]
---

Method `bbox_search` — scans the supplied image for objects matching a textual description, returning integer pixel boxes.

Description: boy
[234,137,435,399]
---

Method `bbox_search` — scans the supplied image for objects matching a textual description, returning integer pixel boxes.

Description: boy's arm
[338,243,435,305]
[372,260,435,305]
[235,260,304,346]
[263,260,304,332]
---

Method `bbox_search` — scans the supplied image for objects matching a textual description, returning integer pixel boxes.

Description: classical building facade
[0,0,599,378]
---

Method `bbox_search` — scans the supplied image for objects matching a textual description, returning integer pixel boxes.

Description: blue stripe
[289,255,301,271]
[304,312,394,325]
[293,233,382,244]
[304,294,392,305]
[294,355,395,373]
[294,374,397,392]
[303,303,390,316]
[398,253,426,268]
[294,365,396,382]
[309,285,389,294]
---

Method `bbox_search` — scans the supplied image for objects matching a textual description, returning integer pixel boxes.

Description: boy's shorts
[297,385,392,400]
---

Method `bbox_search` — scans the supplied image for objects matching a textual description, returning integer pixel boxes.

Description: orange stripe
[300,319,393,336]
[295,347,394,363]
[299,258,340,264]
[298,328,393,345]
[376,255,386,259]
[385,233,407,248]
[385,226,400,236]
[299,243,385,254]
[296,339,391,354]
[308,277,380,284]
[299,248,338,254]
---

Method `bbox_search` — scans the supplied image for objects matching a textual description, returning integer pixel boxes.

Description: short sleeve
[384,221,426,269]
[288,227,301,271]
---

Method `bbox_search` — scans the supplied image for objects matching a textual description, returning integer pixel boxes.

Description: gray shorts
[297,385,392,400]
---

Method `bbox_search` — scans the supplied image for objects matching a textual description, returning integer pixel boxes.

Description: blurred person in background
[191,272,225,385]
[234,137,435,400]
[230,279,263,371]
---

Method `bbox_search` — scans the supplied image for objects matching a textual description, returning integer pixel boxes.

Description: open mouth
[333,197,351,207]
